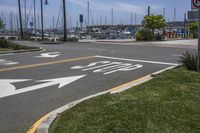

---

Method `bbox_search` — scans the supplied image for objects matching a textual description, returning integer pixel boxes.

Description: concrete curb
[27,64,180,133]
[0,47,44,54]
[34,91,110,133]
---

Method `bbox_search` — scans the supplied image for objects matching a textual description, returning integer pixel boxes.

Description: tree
[0,19,3,29]
[188,21,198,38]
[144,15,166,33]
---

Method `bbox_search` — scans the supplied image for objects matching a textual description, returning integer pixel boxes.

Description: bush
[0,39,36,50]
[180,50,198,71]
[154,33,164,41]
[135,28,154,41]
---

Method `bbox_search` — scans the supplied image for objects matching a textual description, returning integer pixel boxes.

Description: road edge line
[27,65,180,133]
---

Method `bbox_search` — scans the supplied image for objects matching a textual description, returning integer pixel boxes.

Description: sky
[0,0,191,29]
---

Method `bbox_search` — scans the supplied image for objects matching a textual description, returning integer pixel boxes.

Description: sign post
[192,0,200,71]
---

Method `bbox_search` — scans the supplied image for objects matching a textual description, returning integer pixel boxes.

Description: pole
[105,16,107,25]
[135,13,137,25]
[87,1,90,27]
[111,8,113,25]
[18,0,23,39]
[34,0,36,40]
[131,12,133,25]
[41,0,44,40]
[148,6,150,16]
[183,13,186,39]
[174,8,176,22]
[24,0,26,30]
[63,0,67,41]
[197,9,200,71]
[163,8,165,18]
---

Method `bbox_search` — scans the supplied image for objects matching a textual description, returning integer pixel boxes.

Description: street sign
[192,0,200,10]
[188,10,198,20]
[80,14,83,23]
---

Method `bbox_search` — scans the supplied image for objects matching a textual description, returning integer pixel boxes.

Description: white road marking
[0,75,86,99]
[95,55,179,66]
[100,64,143,75]
[88,48,115,53]
[71,61,143,75]
[0,59,19,66]
[35,52,60,58]
[171,54,182,57]
[82,62,123,71]
[0,53,14,56]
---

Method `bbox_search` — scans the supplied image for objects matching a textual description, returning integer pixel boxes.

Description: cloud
[68,0,146,15]
[0,5,52,18]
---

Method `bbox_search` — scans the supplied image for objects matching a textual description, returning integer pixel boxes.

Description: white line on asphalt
[171,54,182,57]
[95,55,179,66]
[88,48,115,53]
[0,53,14,56]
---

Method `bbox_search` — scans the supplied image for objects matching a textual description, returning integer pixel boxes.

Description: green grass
[49,68,200,133]
[0,48,11,51]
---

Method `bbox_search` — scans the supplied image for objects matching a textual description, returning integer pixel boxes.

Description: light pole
[63,0,67,41]
[41,0,48,40]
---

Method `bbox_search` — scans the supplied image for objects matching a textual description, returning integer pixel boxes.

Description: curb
[0,47,44,54]
[27,65,180,133]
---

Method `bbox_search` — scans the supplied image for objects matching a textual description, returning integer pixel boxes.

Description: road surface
[0,41,195,133]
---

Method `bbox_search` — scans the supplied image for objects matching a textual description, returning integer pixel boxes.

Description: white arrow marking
[35,52,60,58]
[0,75,86,99]
[0,59,19,66]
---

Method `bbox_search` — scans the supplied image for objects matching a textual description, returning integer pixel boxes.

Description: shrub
[154,33,164,41]
[0,39,36,50]
[135,28,154,41]
[180,50,198,71]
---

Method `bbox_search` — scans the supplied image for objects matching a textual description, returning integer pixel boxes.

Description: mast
[18,0,24,39]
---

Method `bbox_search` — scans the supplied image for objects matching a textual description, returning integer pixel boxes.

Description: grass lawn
[0,48,11,51]
[50,68,200,133]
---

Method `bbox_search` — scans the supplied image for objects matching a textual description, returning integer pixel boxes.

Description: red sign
[192,0,200,9]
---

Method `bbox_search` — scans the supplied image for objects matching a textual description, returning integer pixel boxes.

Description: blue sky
[0,0,191,29]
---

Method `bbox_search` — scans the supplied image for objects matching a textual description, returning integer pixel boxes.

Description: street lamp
[41,0,48,40]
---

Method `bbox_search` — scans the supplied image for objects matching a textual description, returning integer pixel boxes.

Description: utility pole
[18,0,24,39]
[63,0,67,41]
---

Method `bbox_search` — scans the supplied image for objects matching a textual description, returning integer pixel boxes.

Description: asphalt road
[0,41,195,133]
